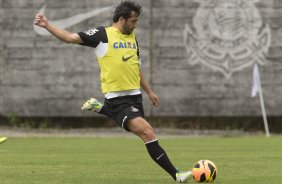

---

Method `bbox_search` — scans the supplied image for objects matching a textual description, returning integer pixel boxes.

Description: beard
[123,24,134,35]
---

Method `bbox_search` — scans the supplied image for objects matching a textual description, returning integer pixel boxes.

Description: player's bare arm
[140,69,159,107]
[34,13,82,44]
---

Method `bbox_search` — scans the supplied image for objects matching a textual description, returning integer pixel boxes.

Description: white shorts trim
[105,89,141,99]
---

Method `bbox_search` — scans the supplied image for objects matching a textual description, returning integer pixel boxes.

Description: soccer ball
[192,160,217,182]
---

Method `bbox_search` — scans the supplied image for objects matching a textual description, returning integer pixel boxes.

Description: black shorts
[99,94,145,131]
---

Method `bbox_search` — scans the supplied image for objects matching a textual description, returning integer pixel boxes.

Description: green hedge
[0,116,281,133]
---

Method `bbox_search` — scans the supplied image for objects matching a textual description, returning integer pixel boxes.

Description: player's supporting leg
[127,117,191,182]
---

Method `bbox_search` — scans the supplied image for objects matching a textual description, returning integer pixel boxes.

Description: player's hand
[34,13,48,28]
[148,91,159,107]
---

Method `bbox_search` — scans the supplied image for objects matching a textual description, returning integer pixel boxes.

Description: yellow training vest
[98,27,140,93]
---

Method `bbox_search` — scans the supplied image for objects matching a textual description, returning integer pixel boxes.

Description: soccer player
[34,1,192,182]
[0,136,7,144]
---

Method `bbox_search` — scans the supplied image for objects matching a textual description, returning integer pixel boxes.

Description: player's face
[123,11,138,35]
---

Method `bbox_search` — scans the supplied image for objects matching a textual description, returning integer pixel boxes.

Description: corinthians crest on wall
[184,0,271,78]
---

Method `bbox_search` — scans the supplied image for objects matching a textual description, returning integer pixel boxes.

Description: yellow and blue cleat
[176,170,192,183]
[81,98,103,112]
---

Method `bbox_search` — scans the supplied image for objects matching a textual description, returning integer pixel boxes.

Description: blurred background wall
[0,0,281,118]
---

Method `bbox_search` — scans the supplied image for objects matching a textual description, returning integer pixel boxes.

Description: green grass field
[0,135,282,184]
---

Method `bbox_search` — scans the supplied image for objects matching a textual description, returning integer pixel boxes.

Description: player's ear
[119,16,126,24]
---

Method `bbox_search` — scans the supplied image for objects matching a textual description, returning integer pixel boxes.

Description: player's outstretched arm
[34,13,82,44]
[140,69,159,107]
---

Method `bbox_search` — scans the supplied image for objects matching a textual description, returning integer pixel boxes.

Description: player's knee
[140,126,156,140]
[128,117,156,141]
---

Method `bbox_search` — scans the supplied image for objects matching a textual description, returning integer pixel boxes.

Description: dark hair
[113,1,142,23]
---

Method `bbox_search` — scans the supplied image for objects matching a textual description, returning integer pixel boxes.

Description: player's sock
[145,139,177,180]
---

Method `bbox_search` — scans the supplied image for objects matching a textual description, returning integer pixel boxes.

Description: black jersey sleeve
[135,38,142,64]
[77,26,108,48]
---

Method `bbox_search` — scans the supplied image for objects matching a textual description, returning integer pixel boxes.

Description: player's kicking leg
[81,98,193,183]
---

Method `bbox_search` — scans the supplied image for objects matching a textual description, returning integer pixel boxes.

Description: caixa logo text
[113,42,137,49]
